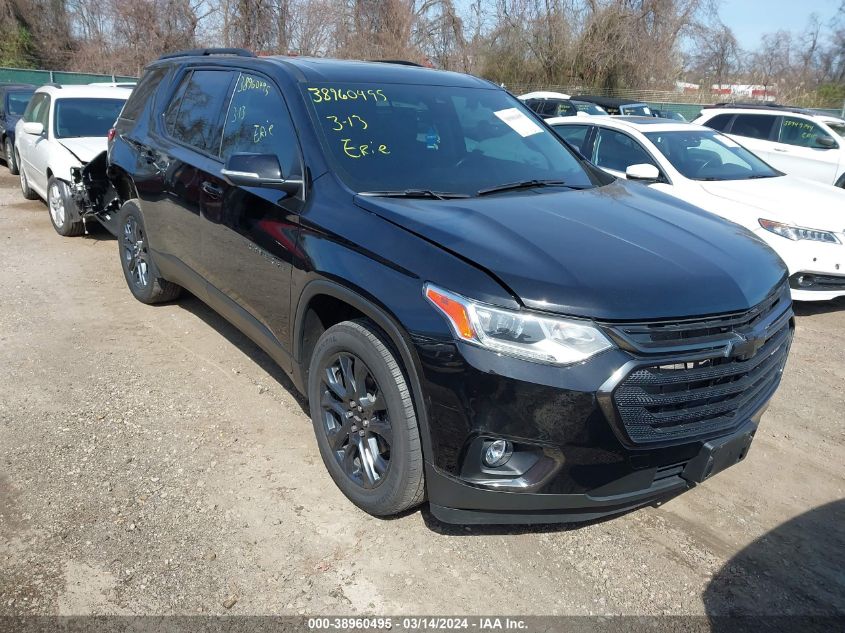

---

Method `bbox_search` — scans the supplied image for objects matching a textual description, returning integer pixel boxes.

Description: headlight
[424,284,613,365]
[759,219,840,244]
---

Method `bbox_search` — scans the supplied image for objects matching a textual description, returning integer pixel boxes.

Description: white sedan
[549,116,845,301]
[15,84,131,236]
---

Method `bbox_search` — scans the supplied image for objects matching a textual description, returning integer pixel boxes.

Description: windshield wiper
[746,174,778,179]
[359,189,470,200]
[476,179,575,196]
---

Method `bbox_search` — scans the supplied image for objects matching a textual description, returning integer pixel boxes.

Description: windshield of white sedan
[305,83,597,195]
[54,98,126,139]
[645,130,779,181]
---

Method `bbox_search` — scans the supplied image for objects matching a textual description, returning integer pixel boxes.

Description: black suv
[0,83,35,174]
[73,49,793,524]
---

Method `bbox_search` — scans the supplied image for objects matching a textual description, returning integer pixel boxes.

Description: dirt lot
[0,168,843,619]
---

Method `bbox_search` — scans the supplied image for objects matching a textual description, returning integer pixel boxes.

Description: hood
[699,175,845,231]
[354,181,786,321]
[58,137,108,164]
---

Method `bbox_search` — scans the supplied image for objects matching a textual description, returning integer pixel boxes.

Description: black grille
[604,283,793,445]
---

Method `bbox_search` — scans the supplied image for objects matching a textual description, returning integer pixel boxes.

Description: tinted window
[120,67,167,122]
[221,72,301,177]
[593,128,656,172]
[779,116,834,148]
[6,91,34,116]
[703,114,733,131]
[645,130,779,181]
[168,70,233,154]
[552,124,590,153]
[54,98,125,138]
[305,83,597,195]
[730,114,776,140]
[620,104,651,116]
[22,93,47,123]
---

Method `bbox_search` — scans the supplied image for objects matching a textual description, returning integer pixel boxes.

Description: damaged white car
[15,84,130,236]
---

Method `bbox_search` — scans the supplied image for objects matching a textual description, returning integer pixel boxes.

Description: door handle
[773,147,789,152]
[201,181,223,198]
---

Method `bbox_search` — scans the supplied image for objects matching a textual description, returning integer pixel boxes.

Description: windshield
[621,104,651,116]
[573,101,608,115]
[7,91,34,116]
[54,98,126,139]
[827,121,845,139]
[645,130,779,181]
[304,83,598,195]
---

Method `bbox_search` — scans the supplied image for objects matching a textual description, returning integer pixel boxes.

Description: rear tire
[308,319,425,517]
[47,176,85,237]
[19,157,37,200]
[118,199,181,304]
[5,138,18,175]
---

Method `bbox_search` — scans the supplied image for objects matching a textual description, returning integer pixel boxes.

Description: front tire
[5,138,18,175]
[118,200,181,304]
[47,176,85,237]
[308,319,425,517]
[19,157,37,200]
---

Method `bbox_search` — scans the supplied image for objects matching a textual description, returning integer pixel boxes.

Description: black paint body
[95,55,792,523]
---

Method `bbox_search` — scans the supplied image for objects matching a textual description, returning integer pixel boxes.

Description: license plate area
[682,425,756,483]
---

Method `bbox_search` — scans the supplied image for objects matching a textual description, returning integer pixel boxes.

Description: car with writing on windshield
[694,104,845,188]
[0,83,35,175]
[549,116,845,301]
[15,84,131,236]
[73,49,793,524]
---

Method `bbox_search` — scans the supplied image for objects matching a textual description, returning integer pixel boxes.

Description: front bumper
[415,287,792,525]
[754,228,845,301]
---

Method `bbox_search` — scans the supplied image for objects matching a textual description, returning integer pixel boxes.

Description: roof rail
[702,102,815,115]
[368,59,424,67]
[157,48,255,61]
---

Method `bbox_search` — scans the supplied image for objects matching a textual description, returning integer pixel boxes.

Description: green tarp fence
[0,67,137,86]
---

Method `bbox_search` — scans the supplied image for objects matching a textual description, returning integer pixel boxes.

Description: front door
[202,70,305,354]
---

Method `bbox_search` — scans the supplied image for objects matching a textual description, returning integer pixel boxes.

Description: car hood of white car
[699,175,845,231]
[58,137,108,164]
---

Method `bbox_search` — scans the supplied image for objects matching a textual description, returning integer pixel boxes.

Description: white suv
[694,105,845,188]
[15,84,131,235]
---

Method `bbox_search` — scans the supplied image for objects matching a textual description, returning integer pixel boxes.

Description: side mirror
[815,135,837,149]
[625,163,660,182]
[23,121,44,136]
[221,153,302,194]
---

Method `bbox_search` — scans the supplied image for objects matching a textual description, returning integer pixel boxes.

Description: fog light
[483,439,513,467]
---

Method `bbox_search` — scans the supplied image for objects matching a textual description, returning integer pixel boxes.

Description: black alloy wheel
[320,351,393,489]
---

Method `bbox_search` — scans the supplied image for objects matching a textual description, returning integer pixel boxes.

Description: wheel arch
[835,172,845,189]
[108,164,139,202]
[293,279,434,461]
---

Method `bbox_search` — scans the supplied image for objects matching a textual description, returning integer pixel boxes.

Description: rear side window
[593,128,656,172]
[730,114,776,140]
[120,67,167,122]
[552,124,590,153]
[164,70,234,155]
[704,113,733,131]
[220,72,301,178]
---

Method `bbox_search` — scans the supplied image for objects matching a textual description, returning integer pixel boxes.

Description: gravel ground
[0,169,843,619]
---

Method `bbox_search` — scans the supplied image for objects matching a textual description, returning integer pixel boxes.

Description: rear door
[724,113,779,164]
[144,68,235,281]
[769,116,840,184]
[202,70,305,350]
